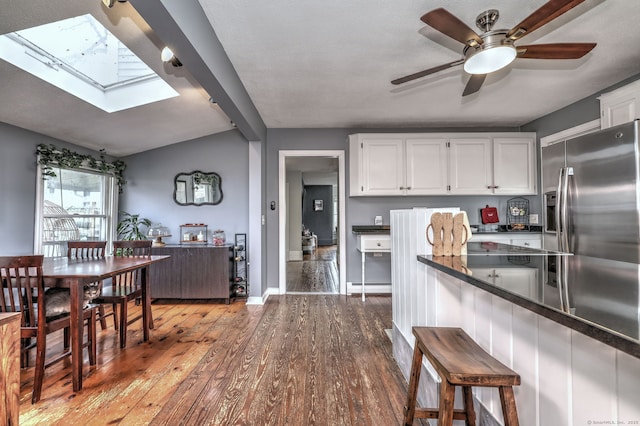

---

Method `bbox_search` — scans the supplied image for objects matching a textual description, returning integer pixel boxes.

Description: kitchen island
[391,241,640,426]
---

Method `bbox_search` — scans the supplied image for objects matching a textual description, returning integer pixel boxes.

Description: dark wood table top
[42,255,170,281]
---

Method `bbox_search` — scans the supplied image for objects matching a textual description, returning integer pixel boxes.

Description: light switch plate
[529,214,539,224]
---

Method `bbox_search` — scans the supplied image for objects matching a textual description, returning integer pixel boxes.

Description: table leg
[69,278,83,392]
[141,266,151,341]
[361,251,366,302]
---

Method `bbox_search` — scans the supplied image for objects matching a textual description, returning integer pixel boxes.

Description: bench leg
[499,386,520,426]
[462,386,476,426]
[403,343,423,425]
[438,378,455,426]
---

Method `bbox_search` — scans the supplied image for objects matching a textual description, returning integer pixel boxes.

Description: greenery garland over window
[36,143,127,192]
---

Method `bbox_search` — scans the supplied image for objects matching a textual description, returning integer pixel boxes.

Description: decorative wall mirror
[173,171,223,206]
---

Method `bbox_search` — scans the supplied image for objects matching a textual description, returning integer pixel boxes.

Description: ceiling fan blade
[462,74,486,97]
[506,0,586,41]
[421,8,483,47]
[391,59,464,85]
[517,43,596,59]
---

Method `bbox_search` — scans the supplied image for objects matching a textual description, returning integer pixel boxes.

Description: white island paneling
[390,208,640,426]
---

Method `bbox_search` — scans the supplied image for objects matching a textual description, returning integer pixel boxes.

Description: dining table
[42,254,169,392]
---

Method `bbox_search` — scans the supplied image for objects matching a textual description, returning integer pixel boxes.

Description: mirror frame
[173,170,223,206]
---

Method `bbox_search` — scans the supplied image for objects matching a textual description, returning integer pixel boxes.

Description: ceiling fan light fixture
[464,45,517,74]
[463,31,516,75]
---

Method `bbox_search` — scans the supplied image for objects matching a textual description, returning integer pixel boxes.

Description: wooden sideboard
[150,245,231,301]
[1,312,20,426]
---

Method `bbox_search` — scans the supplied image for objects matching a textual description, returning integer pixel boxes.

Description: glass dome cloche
[147,224,172,247]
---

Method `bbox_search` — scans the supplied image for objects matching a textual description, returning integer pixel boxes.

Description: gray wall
[522,73,640,136]
[119,131,249,241]
[3,72,639,295]
[303,185,334,245]
[264,127,533,288]
[0,122,114,256]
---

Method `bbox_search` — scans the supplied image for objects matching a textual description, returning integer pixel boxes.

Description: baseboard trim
[288,250,303,261]
[346,282,391,295]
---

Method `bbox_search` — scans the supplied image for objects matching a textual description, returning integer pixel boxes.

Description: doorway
[278,150,346,294]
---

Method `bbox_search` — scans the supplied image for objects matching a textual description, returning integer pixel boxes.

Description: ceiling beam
[129,0,266,142]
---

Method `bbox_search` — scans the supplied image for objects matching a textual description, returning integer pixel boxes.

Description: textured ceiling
[199,0,640,129]
[1,0,639,157]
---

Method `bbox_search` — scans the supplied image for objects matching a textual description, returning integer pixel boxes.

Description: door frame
[278,150,346,294]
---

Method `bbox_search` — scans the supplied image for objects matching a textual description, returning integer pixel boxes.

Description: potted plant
[117,211,151,241]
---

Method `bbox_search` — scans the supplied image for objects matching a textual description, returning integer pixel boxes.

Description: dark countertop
[471,224,543,234]
[151,244,232,249]
[352,225,390,234]
[418,242,640,358]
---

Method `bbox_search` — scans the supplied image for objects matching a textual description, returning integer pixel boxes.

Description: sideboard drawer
[357,235,391,252]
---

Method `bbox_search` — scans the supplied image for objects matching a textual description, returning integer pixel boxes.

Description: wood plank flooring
[286,246,339,293]
[19,295,415,425]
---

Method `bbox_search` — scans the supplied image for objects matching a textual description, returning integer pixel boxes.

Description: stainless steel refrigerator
[541,119,639,340]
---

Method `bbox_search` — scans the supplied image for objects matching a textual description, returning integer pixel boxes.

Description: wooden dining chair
[0,255,97,403]
[67,241,116,331]
[93,240,152,348]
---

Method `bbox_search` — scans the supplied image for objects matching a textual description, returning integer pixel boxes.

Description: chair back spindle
[67,241,106,260]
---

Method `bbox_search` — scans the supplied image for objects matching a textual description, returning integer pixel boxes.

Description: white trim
[347,283,392,295]
[288,251,303,261]
[248,141,262,300]
[246,286,280,305]
[540,119,601,147]
[278,150,347,295]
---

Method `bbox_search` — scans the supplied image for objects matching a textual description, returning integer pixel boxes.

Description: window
[35,166,117,257]
[0,14,178,113]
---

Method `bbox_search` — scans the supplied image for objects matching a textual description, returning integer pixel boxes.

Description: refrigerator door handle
[556,167,565,251]
[561,167,573,252]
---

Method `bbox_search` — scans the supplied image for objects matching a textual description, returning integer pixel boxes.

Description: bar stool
[404,327,520,426]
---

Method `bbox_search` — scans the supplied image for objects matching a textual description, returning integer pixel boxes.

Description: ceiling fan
[391,0,596,96]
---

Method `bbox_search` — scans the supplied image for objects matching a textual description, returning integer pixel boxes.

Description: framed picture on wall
[314,199,323,211]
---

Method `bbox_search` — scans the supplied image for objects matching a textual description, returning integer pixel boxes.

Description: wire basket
[506,197,529,231]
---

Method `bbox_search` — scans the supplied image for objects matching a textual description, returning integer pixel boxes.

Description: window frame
[34,162,119,257]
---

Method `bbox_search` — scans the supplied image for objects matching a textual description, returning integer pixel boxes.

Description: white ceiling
[2,0,640,157]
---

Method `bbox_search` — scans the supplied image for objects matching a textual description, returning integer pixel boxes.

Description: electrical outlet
[529,214,539,225]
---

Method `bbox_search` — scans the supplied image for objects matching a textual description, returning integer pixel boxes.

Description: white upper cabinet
[599,79,640,129]
[349,134,448,196]
[350,132,537,196]
[405,138,448,195]
[493,137,537,195]
[448,138,492,194]
[360,137,404,195]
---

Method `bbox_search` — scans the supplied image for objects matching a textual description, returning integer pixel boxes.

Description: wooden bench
[404,327,520,426]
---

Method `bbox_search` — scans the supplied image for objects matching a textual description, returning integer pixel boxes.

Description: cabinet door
[600,81,640,129]
[493,137,537,195]
[150,247,183,298]
[509,235,542,249]
[405,138,448,195]
[361,138,404,195]
[601,96,637,129]
[493,268,539,300]
[449,138,492,194]
[472,268,498,284]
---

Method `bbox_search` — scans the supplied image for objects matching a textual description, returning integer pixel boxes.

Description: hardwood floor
[287,245,339,293]
[19,295,414,425]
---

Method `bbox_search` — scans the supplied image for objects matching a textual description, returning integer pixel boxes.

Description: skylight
[0,14,178,113]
